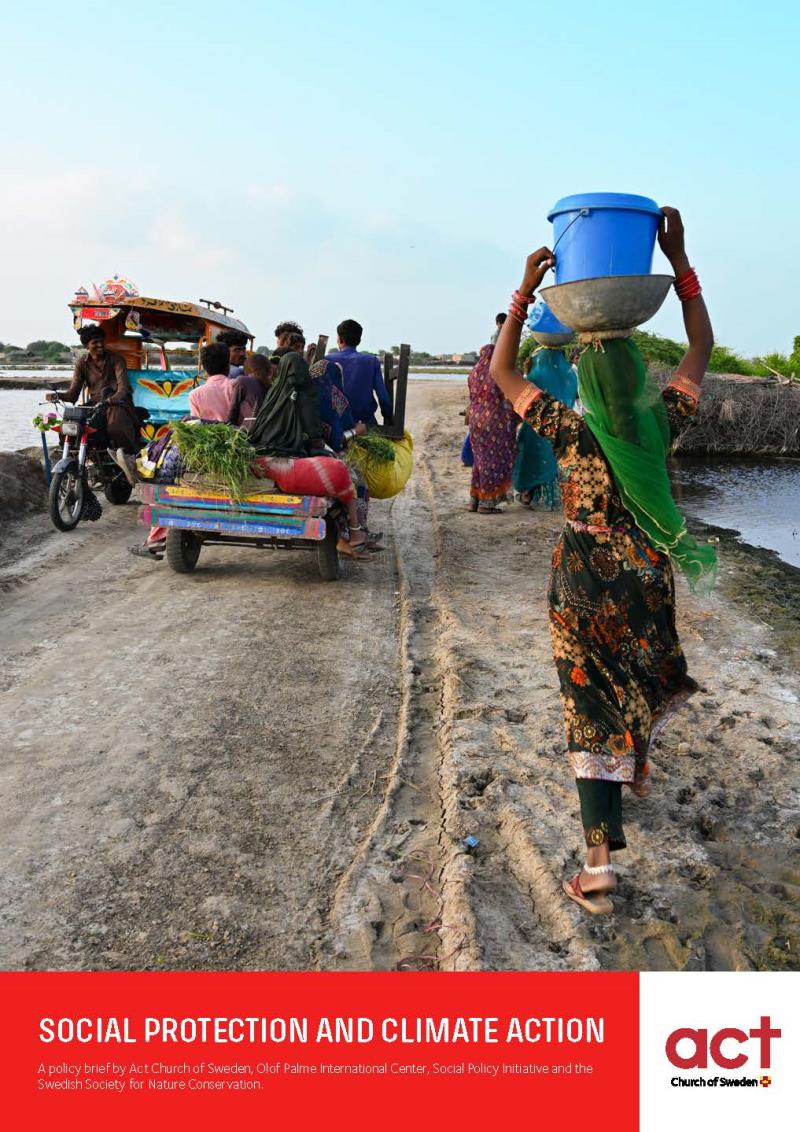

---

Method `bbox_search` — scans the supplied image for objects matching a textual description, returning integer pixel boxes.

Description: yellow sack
[352,430,414,499]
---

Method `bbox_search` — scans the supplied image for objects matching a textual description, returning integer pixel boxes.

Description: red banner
[1,971,638,1130]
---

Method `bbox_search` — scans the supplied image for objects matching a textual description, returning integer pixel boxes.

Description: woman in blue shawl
[513,347,577,508]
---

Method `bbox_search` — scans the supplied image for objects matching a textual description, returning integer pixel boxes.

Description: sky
[2,0,798,357]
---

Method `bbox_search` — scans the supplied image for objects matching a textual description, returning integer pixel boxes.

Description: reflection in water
[671,457,800,568]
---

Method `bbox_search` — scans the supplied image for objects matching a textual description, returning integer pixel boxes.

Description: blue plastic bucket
[547,193,662,284]
[527,298,572,335]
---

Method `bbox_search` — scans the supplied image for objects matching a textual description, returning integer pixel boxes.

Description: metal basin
[539,274,673,332]
[531,331,574,347]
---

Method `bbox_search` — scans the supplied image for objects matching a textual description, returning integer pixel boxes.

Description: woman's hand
[658,207,690,274]
[520,247,555,296]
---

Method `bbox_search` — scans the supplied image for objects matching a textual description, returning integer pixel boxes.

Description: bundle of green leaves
[346,431,397,477]
[172,421,253,497]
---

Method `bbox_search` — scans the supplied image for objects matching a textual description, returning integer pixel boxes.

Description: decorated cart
[138,480,342,580]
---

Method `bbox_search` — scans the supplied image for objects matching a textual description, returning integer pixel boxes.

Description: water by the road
[671,456,800,569]
[410,370,467,384]
[1,388,53,452]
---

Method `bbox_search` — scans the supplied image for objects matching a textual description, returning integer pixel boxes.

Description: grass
[346,431,397,480]
[172,421,253,497]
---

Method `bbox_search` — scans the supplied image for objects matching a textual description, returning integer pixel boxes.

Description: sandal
[477,505,505,514]
[337,536,371,561]
[562,870,614,916]
[129,541,165,561]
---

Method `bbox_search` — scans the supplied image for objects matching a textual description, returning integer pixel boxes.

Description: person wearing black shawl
[247,347,323,456]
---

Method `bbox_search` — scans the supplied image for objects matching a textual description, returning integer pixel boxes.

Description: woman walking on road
[513,347,578,508]
[490,208,716,913]
[466,344,518,512]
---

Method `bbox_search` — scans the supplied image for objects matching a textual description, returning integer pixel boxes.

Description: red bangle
[509,304,528,323]
[674,267,701,301]
[512,289,536,307]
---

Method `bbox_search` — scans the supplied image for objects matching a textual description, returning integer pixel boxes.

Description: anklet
[584,862,615,875]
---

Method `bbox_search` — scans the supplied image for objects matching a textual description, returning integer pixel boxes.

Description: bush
[707,345,755,375]
[752,353,795,378]
[26,339,69,355]
[632,329,686,368]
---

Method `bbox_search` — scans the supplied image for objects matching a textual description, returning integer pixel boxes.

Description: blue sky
[2,0,797,357]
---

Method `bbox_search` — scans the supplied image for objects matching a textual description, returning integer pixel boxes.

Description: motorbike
[45,397,136,532]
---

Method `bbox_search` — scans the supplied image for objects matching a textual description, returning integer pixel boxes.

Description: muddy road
[1,382,798,971]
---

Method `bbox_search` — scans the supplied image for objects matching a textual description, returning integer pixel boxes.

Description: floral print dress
[521,382,700,842]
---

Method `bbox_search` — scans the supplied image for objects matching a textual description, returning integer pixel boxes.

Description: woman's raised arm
[658,207,713,389]
[490,248,555,405]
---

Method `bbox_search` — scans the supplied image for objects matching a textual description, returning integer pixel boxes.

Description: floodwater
[1,388,53,452]
[2,385,798,568]
[409,370,468,384]
[671,456,800,569]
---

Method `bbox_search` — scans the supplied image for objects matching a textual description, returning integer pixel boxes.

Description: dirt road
[1,382,798,971]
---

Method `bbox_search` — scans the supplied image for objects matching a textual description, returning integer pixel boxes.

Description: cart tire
[166,529,202,573]
[316,521,341,581]
[104,475,133,505]
[48,469,85,531]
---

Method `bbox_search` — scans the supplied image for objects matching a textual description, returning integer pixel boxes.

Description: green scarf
[577,338,716,591]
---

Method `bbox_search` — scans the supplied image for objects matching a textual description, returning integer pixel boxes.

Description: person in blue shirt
[326,319,392,428]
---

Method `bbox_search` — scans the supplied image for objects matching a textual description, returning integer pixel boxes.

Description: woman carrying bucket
[513,301,578,509]
[490,208,715,914]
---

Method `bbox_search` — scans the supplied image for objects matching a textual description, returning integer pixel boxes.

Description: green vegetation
[346,431,396,468]
[633,329,800,380]
[514,329,800,381]
[172,421,253,497]
[0,339,71,362]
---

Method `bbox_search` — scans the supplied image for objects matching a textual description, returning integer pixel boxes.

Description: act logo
[665,1015,781,1069]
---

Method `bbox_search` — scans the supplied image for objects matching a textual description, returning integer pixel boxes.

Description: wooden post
[389,344,410,438]
[313,334,329,364]
[383,352,395,421]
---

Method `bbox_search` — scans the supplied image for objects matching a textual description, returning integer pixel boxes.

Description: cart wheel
[316,520,341,581]
[165,529,202,573]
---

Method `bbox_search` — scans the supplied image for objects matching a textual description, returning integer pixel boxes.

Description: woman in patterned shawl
[466,344,518,512]
[490,208,715,914]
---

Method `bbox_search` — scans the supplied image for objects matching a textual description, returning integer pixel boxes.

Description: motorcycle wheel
[104,474,133,505]
[48,469,85,531]
[165,529,202,573]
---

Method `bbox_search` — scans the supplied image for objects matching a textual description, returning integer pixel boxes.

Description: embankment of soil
[0,449,48,518]
[0,374,71,391]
